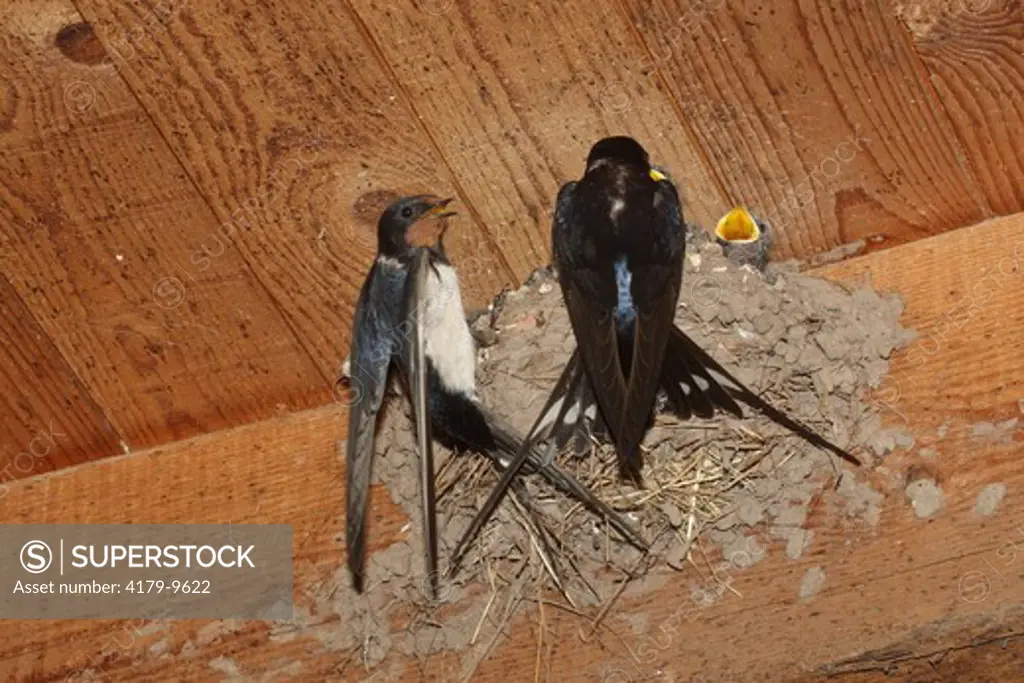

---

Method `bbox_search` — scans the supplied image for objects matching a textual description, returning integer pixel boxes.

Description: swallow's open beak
[715,207,761,244]
[408,197,457,248]
[714,206,772,271]
[425,196,457,220]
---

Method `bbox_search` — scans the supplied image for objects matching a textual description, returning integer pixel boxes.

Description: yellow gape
[649,168,667,182]
[714,207,761,244]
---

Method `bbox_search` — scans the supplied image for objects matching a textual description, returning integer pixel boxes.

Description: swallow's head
[378,194,456,256]
[714,207,773,270]
[586,136,649,170]
[585,136,666,184]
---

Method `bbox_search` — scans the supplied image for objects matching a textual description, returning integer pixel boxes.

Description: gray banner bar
[0,525,292,619]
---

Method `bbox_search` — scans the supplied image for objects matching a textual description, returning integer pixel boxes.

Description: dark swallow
[450,138,860,566]
[344,194,646,600]
[344,194,452,599]
[552,136,686,482]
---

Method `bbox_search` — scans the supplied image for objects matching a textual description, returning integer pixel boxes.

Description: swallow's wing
[659,327,743,420]
[345,262,400,593]
[444,349,583,575]
[667,326,861,466]
[446,372,649,577]
[616,180,685,477]
[511,348,608,455]
[554,179,684,480]
[519,349,586,454]
[552,182,633,466]
[404,249,440,599]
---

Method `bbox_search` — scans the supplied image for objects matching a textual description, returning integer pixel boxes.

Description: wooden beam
[890,0,1024,216]
[0,1,328,459]
[0,274,121,480]
[73,0,515,380]
[620,0,989,258]
[2,213,1022,679]
[347,0,728,278]
[0,405,411,681]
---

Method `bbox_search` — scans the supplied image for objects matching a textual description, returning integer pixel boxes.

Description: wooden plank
[892,0,1024,216]
[619,0,990,258]
[0,406,412,681]
[0,2,328,453]
[0,274,121,482]
[799,633,1024,681]
[348,0,728,277]
[73,0,514,380]
[818,213,1024,429]
[1,214,1022,680]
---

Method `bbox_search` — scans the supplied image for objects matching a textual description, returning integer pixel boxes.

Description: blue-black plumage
[554,136,687,482]
[343,194,455,598]
[344,195,647,599]
[451,137,861,545]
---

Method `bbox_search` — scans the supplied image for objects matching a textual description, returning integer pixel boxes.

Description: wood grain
[0,2,328,452]
[820,212,1024,430]
[1,214,1023,680]
[73,0,515,381]
[620,0,989,259]
[892,0,1024,216]
[348,0,728,278]
[0,274,121,481]
[0,406,415,682]
[825,633,1024,681]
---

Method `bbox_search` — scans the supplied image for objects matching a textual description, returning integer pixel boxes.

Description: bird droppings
[906,478,945,519]
[149,638,170,658]
[620,611,650,636]
[975,483,1007,517]
[861,419,916,457]
[970,419,1019,446]
[196,619,242,647]
[324,226,911,678]
[837,474,885,527]
[207,656,243,679]
[805,239,867,268]
[799,566,826,600]
[134,621,167,638]
[786,528,813,560]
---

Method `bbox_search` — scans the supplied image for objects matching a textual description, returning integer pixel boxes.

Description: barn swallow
[551,136,687,482]
[344,195,645,599]
[451,139,860,565]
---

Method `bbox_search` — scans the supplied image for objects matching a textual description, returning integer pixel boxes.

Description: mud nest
[315,228,915,674]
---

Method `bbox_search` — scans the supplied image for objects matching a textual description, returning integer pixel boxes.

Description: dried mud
[301,228,918,678]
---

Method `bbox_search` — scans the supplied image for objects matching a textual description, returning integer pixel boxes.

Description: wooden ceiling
[1,0,1021,482]
[3,213,1022,681]
[1,1,1023,680]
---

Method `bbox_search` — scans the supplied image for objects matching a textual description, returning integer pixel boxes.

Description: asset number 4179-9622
[124,580,211,594]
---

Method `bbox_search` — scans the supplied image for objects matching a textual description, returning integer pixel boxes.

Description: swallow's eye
[401,206,414,219]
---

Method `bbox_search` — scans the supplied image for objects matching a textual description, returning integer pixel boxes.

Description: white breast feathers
[420,262,477,396]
